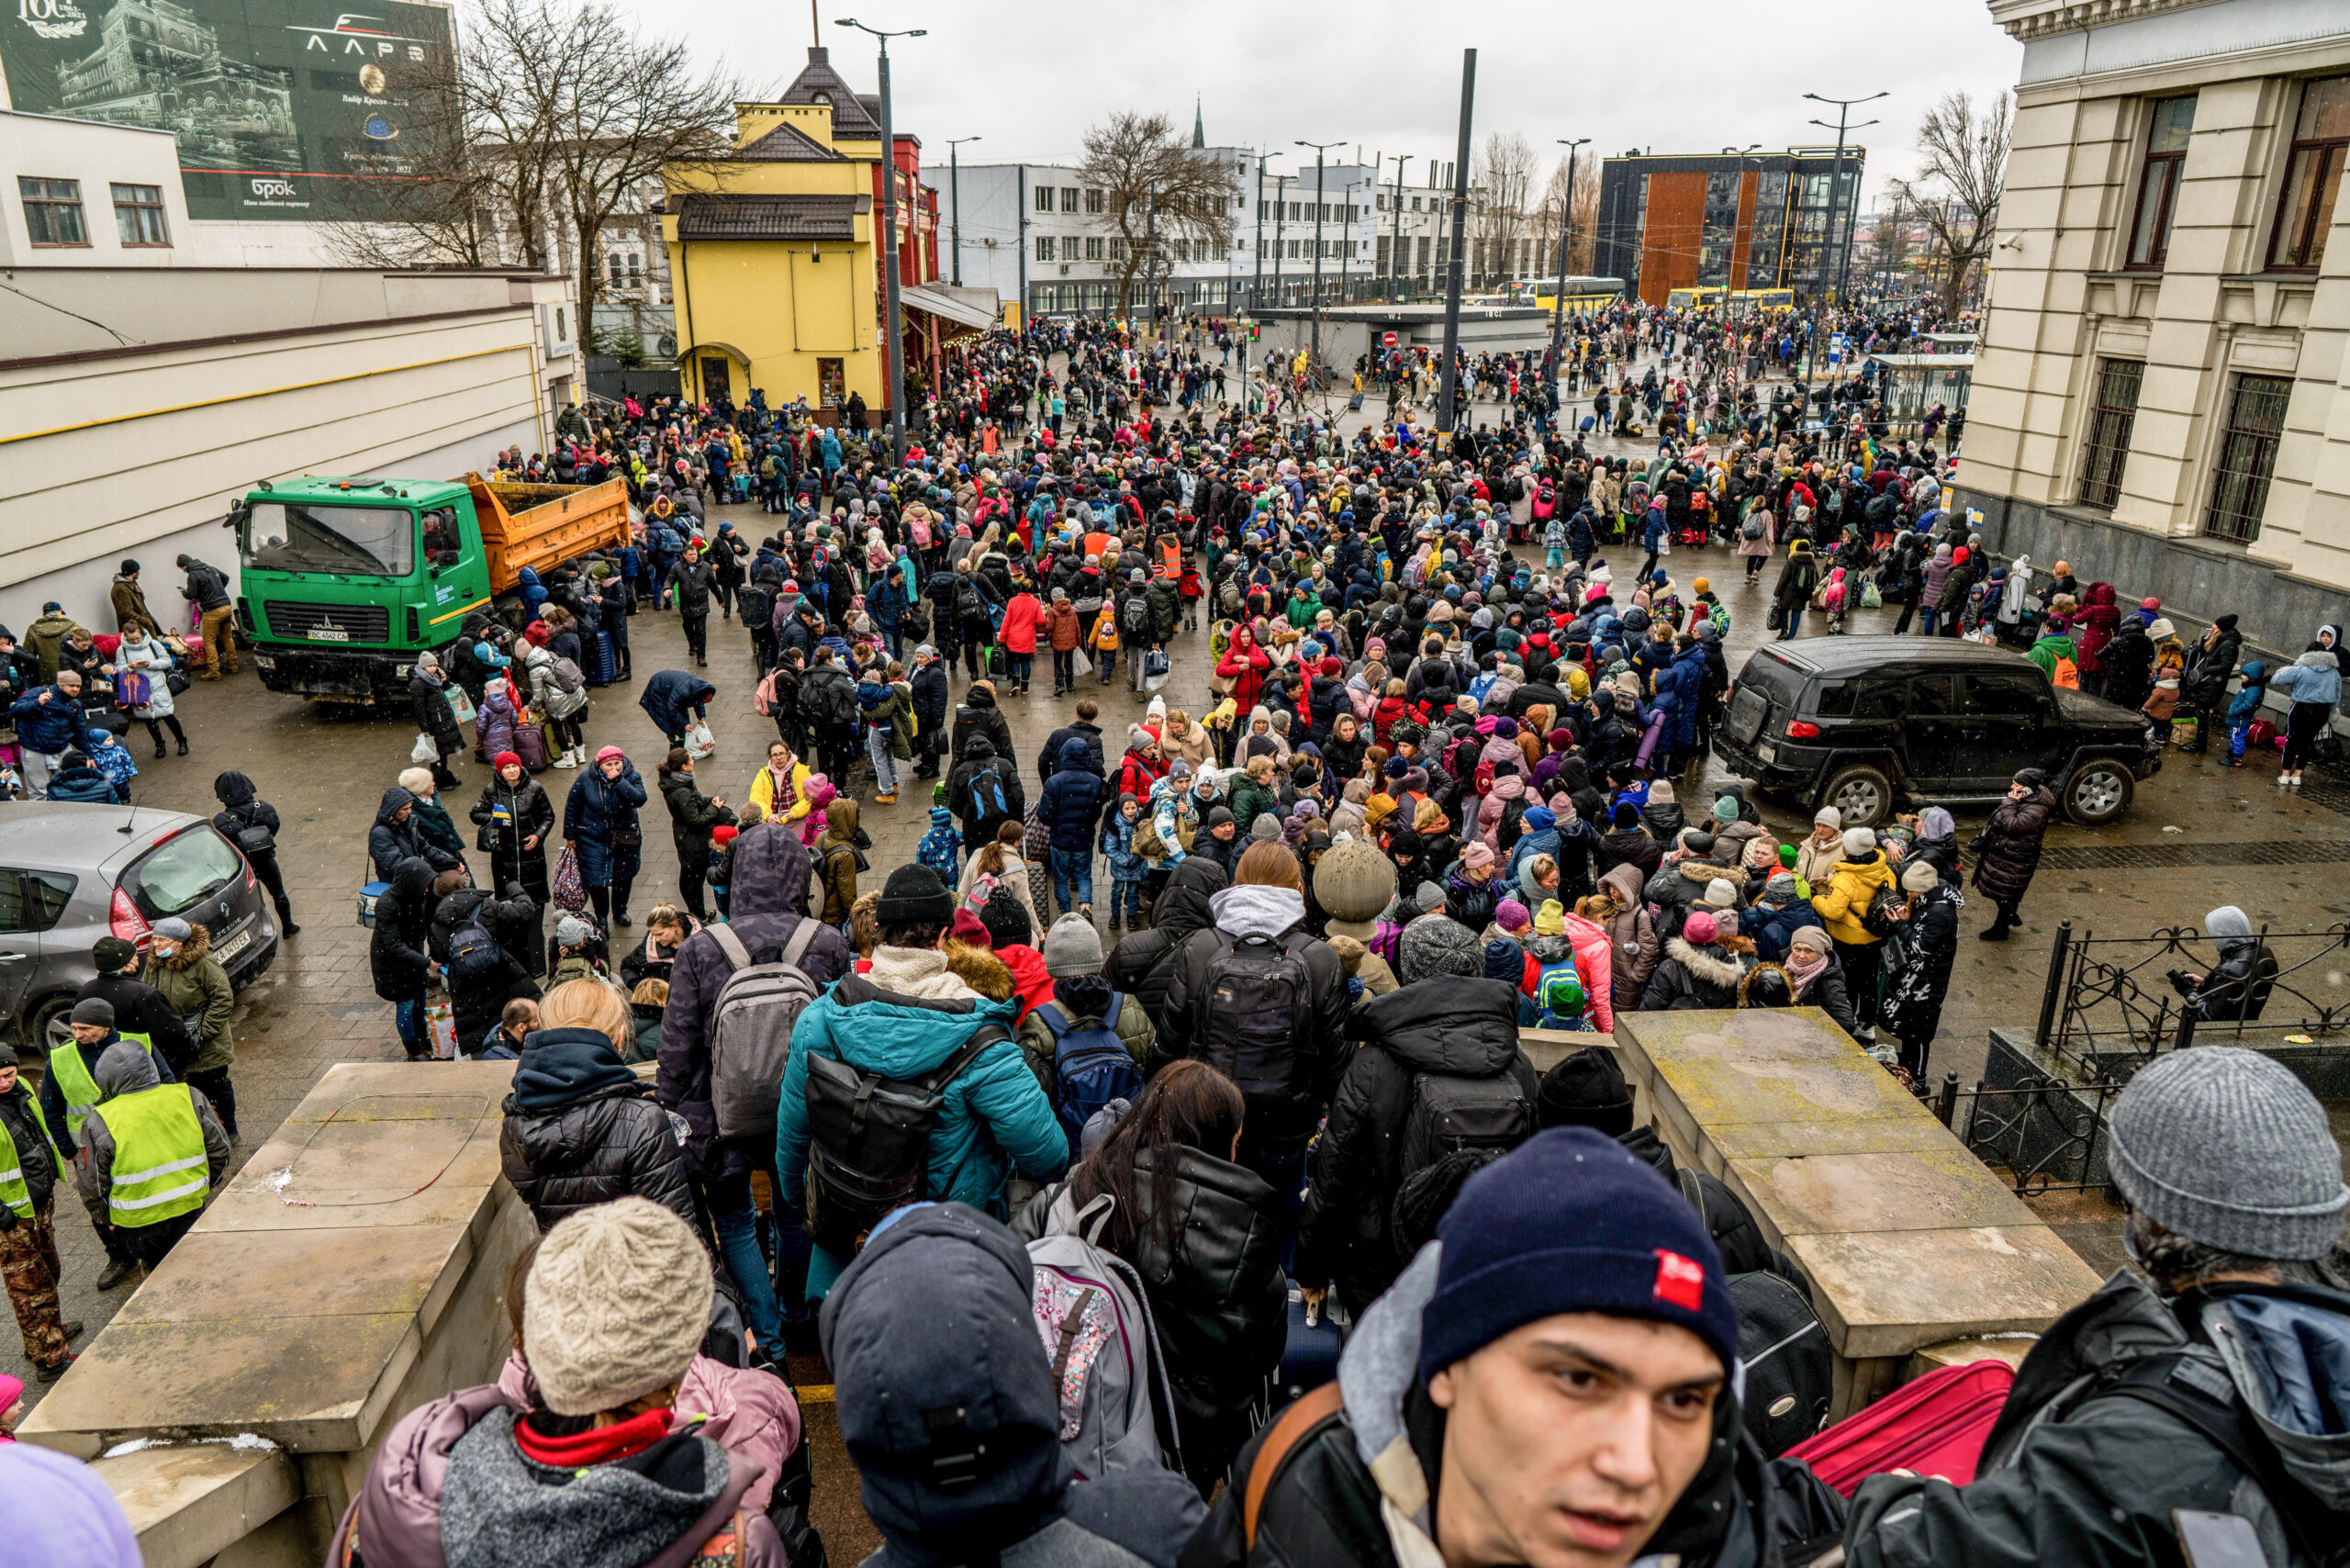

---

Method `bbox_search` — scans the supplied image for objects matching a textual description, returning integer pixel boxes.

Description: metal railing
[1930,1070,2122,1195]
[2031,917,2350,1081]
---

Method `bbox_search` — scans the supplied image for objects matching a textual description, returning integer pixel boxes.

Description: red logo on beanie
[1653,1249,1707,1311]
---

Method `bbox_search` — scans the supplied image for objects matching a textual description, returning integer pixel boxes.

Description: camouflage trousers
[0,1203,69,1370]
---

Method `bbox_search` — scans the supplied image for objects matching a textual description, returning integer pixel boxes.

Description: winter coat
[639,669,715,739]
[777,946,1069,1297]
[657,824,851,1182]
[1595,861,1661,1005]
[949,688,1016,767]
[1012,1149,1287,1486]
[411,671,462,753]
[140,926,234,1073]
[430,884,542,1042]
[1296,979,1536,1309]
[327,1383,787,1568]
[1039,739,1108,854]
[370,856,439,1000]
[1640,935,1757,1010]
[470,775,555,868]
[1971,786,2056,905]
[1845,1269,2350,1568]
[369,786,454,880]
[1879,882,1963,1045]
[564,761,648,886]
[475,682,519,760]
[1105,857,1229,1028]
[45,760,117,803]
[1158,883,1351,1139]
[498,1026,698,1233]
[820,1204,1207,1568]
[948,736,1026,844]
[999,592,1042,654]
[1809,851,1897,946]
[7,685,84,756]
[660,767,734,871]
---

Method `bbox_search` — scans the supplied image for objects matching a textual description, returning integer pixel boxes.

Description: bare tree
[318,40,499,267]
[1076,112,1240,319]
[1471,131,1539,285]
[1887,90,2009,314]
[1538,154,1602,277]
[326,0,738,319]
[1863,193,1919,291]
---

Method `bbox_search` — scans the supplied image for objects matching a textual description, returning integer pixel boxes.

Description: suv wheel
[2064,760,2133,825]
[1819,764,1894,828]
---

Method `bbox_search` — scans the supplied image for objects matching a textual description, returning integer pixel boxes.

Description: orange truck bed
[464,474,632,594]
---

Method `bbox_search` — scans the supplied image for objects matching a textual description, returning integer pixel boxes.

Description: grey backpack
[1026,1192,1183,1480]
[706,919,822,1142]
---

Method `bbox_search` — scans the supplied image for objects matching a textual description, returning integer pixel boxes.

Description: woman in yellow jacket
[747,740,813,828]
[1806,824,1897,1045]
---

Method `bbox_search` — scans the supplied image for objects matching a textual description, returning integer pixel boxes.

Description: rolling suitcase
[513,722,551,772]
[587,629,615,687]
[1785,1356,2016,1495]
[1273,1284,1343,1411]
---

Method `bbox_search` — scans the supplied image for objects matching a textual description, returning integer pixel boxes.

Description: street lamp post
[1798,91,1884,430]
[1437,49,1476,436]
[834,16,926,469]
[1295,140,1343,381]
[1270,172,1294,313]
[1719,143,1759,301]
[1549,136,1588,389]
[1385,152,1414,304]
[945,134,979,288]
[1251,151,1283,314]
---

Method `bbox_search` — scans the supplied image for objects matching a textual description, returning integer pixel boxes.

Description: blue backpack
[1035,996,1143,1146]
[964,767,1010,823]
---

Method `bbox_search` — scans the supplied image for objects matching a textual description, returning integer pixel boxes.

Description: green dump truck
[229,474,632,702]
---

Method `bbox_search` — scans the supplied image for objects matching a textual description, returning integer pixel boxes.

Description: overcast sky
[641,0,2023,205]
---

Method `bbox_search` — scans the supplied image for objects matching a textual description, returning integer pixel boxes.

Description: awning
[900,285,998,332]
[674,341,754,364]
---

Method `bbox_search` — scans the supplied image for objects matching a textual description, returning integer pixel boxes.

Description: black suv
[1715,637,2162,827]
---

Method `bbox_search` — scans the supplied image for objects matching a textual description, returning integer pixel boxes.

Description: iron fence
[1930,1070,2123,1195]
[2032,917,2350,1081]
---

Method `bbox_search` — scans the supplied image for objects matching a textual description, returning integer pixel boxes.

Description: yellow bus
[1729,287,1796,313]
[1524,276,1626,314]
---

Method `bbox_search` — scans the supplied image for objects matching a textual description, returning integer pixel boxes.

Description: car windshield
[126,827,242,917]
[242,501,415,577]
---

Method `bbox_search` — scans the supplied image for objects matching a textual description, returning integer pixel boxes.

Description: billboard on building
[3,0,457,221]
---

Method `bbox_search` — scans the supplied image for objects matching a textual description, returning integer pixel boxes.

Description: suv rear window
[1813,678,1905,720]
[124,827,242,917]
[1738,650,1807,705]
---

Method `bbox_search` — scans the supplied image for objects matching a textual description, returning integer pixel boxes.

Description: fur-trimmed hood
[1663,934,1753,987]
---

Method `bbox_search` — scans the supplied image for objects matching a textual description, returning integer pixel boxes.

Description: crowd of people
[5,301,2346,1568]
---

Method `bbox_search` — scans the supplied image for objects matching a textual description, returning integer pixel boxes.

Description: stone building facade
[1961,0,2350,647]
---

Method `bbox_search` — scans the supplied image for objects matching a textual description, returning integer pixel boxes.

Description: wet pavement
[13,444,2350,1552]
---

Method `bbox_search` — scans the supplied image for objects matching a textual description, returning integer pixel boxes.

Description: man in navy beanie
[1185,1127,1774,1568]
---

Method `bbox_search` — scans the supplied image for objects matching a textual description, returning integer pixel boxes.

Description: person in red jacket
[1215,622,1271,713]
[998,583,1041,696]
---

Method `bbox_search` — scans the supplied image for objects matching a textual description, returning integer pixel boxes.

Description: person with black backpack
[211,769,297,937]
[947,733,1025,849]
[1014,914,1152,1148]
[1294,912,1537,1318]
[658,823,852,1359]
[428,876,541,1067]
[1844,1047,2350,1568]
[1156,842,1348,1239]
[776,865,1069,1303]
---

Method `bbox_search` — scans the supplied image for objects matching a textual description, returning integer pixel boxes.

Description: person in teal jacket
[777,864,1069,1300]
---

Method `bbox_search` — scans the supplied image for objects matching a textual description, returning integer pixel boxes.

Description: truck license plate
[307,628,349,642]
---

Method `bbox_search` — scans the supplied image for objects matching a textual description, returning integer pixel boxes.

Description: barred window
[2204,375,2293,543]
[2077,359,2143,510]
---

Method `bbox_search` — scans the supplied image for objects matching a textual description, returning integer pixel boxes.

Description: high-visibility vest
[94,1082,208,1228]
[0,1096,60,1219]
[46,1032,153,1131]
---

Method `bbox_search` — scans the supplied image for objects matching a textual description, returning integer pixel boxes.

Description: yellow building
[663,47,886,416]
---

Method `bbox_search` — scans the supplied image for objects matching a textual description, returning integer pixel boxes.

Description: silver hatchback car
[0,804,281,1053]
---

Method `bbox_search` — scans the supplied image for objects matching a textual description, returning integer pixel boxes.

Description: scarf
[1784,944,1829,998]
[768,762,799,817]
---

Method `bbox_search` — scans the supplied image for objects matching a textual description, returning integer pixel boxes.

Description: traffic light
[1248,323,1261,342]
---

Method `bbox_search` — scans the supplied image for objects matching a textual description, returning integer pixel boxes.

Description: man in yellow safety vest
[42,996,175,1292]
[0,1054,80,1381]
[73,1038,229,1281]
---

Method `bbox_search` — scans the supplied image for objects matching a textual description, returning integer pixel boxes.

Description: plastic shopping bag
[446,686,478,725]
[427,998,458,1060]
[411,732,441,764]
[1070,648,1092,679]
[685,720,717,760]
